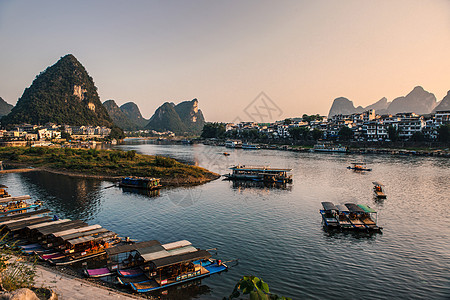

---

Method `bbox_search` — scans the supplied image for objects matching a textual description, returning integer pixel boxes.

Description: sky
[1,0,449,122]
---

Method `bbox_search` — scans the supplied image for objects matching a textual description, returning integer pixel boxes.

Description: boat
[242,143,260,150]
[223,165,293,184]
[84,240,161,278]
[373,182,386,199]
[223,152,230,156]
[347,163,372,171]
[335,205,354,230]
[319,202,340,229]
[0,185,10,198]
[320,202,382,232]
[357,204,382,232]
[225,140,242,148]
[0,195,42,214]
[118,177,162,190]
[313,142,347,153]
[119,240,227,293]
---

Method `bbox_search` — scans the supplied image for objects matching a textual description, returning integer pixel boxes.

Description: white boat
[225,140,242,148]
[242,143,260,150]
[313,142,347,153]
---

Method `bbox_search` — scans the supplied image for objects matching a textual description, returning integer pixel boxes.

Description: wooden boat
[344,203,367,230]
[117,240,227,293]
[373,182,386,199]
[118,177,162,190]
[48,230,120,265]
[84,240,162,277]
[335,205,354,230]
[0,185,10,198]
[0,195,42,214]
[357,204,382,232]
[347,163,372,171]
[224,165,293,184]
[319,202,340,229]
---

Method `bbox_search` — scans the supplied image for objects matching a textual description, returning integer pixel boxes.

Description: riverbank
[200,139,450,158]
[0,147,220,186]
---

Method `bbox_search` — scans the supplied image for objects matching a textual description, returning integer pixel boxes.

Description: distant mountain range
[328,86,450,117]
[145,99,205,135]
[103,100,148,131]
[2,54,114,127]
[0,97,13,117]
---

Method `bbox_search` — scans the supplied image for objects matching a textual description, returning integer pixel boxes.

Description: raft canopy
[26,219,71,230]
[105,240,161,256]
[357,204,377,213]
[336,204,349,212]
[67,231,116,246]
[151,249,212,269]
[345,203,365,213]
[321,202,338,211]
[51,224,102,238]
[372,182,384,186]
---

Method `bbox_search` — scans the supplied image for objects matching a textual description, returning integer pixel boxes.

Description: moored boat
[313,142,347,153]
[373,182,386,199]
[119,177,161,190]
[319,202,340,229]
[224,165,293,184]
[347,163,372,171]
[242,143,260,150]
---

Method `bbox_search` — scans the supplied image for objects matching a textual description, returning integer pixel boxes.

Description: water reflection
[228,179,292,191]
[19,171,103,221]
[119,186,161,198]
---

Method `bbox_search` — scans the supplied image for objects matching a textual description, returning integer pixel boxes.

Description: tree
[387,125,399,142]
[438,124,450,143]
[201,122,226,138]
[288,127,309,141]
[312,128,323,140]
[338,126,353,141]
[283,118,292,125]
[410,131,424,142]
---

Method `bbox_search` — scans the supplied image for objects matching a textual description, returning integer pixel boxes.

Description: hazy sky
[1,0,449,122]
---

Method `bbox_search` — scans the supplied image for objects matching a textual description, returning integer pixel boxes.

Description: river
[1,140,449,299]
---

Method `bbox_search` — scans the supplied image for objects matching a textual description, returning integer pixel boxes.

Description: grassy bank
[0,147,219,185]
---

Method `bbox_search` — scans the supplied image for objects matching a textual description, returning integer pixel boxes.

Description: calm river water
[1,141,449,299]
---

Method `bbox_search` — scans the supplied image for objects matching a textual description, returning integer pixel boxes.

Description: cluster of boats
[320,202,382,233]
[0,190,227,294]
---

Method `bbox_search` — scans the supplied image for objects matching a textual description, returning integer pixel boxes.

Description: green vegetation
[2,54,113,127]
[438,124,450,143]
[0,234,37,291]
[225,276,291,300]
[201,122,226,138]
[0,147,218,184]
[338,126,353,141]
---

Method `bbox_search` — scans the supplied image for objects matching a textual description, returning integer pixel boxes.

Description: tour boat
[122,240,227,293]
[335,204,354,230]
[118,177,162,190]
[225,140,242,148]
[347,163,372,171]
[313,142,347,153]
[319,202,340,229]
[224,165,293,184]
[0,195,42,214]
[242,143,260,150]
[373,182,386,199]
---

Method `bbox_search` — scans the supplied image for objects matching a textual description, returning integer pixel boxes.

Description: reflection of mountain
[19,171,102,221]
[229,180,292,191]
